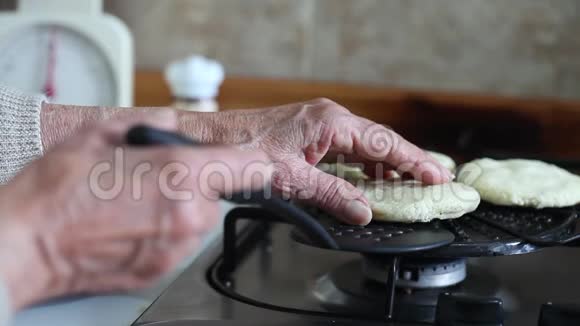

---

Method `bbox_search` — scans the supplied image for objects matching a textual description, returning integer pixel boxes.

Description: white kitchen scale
[0,0,133,106]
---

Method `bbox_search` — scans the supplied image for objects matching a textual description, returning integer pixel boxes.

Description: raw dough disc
[457,158,580,208]
[359,180,481,223]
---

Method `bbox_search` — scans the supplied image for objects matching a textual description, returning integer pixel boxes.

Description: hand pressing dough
[427,151,456,172]
[457,158,580,208]
[384,151,456,179]
[317,163,369,180]
[358,180,480,223]
[318,151,455,182]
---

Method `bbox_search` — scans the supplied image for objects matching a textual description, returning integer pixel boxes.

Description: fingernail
[345,200,372,225]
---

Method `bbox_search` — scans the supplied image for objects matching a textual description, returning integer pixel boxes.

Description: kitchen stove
[311,258,500,323]
[135,205,580,326]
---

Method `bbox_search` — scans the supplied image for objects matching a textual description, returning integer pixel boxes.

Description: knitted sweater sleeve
[0,86,44,184]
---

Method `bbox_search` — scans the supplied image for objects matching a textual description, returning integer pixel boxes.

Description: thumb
[291,161,372,225]
[196,147,273,197]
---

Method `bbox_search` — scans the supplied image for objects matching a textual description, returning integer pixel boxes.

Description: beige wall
[38,0,580,100]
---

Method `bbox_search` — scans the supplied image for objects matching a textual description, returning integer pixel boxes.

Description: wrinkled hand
[214,98,452,225]
[0,113,271,310]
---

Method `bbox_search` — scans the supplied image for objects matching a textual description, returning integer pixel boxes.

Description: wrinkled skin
[205,98,453,225]
[0,114,271,310]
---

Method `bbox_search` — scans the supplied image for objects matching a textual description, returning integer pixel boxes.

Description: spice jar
[164,55,225,112]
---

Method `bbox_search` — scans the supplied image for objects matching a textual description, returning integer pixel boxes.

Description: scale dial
[0,24,117,106]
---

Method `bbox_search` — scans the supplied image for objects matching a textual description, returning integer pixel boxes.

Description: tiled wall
[7,0,580,99]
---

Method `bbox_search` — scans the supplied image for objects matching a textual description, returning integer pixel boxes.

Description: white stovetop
[14,202,233,326]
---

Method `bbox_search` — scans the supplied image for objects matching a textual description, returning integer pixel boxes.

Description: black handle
[127,125,202,147]
[125,125,338,250]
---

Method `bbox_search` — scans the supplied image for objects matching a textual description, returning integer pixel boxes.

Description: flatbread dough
[457,158,580,208]
[359,180,481,223]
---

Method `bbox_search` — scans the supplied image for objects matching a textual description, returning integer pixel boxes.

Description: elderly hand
[207,98,452,225]
[0,113,271,310]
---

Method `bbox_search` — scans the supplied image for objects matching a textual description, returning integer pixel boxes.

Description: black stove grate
[292,203,580,257]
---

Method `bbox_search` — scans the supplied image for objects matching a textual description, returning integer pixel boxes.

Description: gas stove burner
[312,258,501,323]
[363,257,467,289]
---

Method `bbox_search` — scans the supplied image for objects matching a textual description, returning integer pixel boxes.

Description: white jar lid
[164,55,225,100]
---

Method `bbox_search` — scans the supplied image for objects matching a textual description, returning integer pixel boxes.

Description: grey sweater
[0,85,45,324]
[0,86,44,184]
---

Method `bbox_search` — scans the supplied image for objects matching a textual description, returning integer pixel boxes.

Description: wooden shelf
[135,71,580,159]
